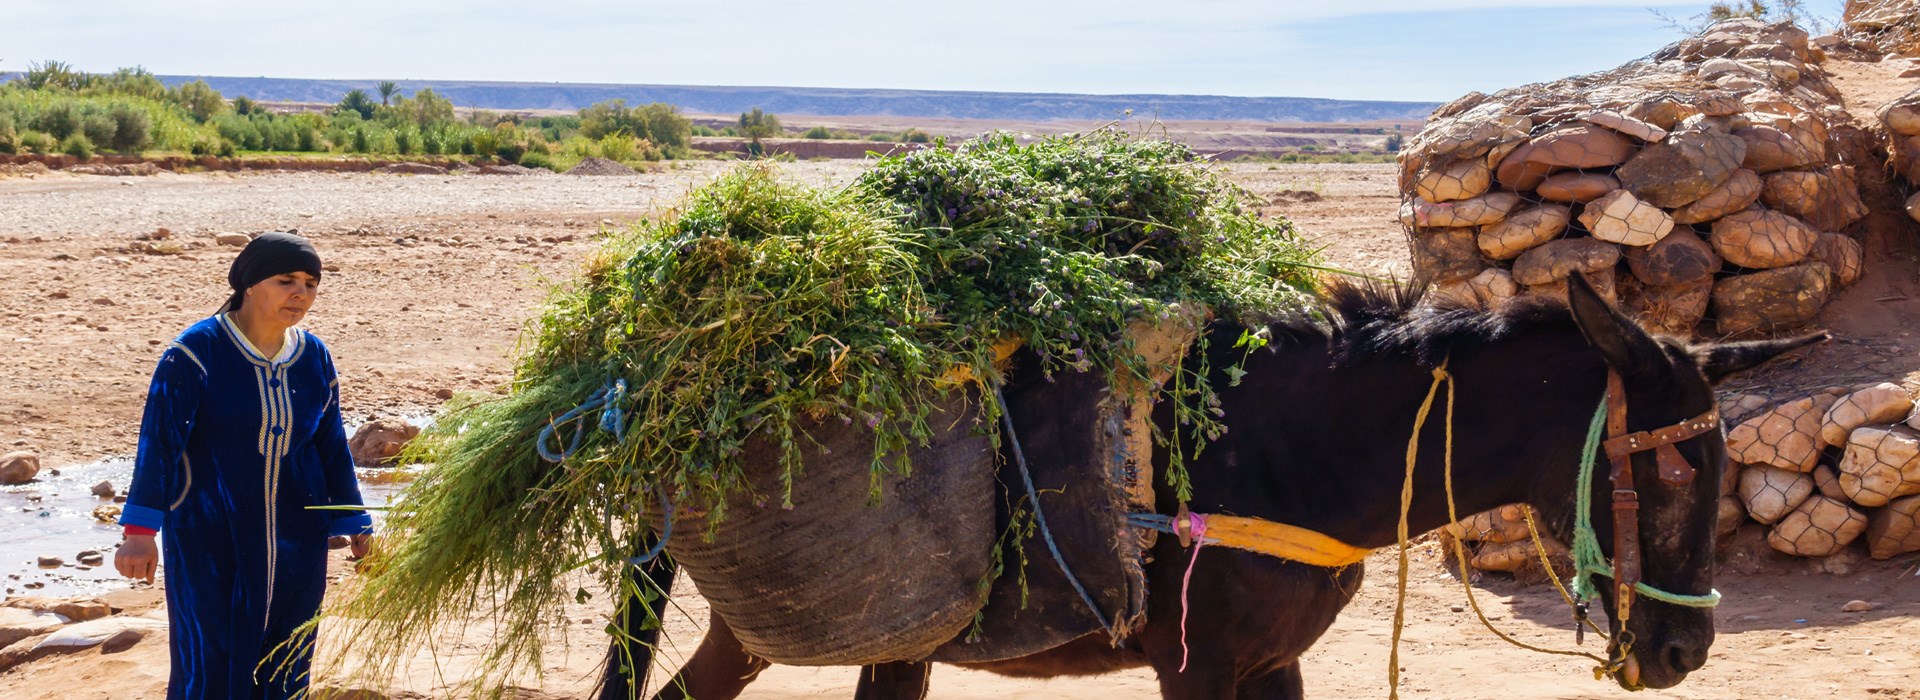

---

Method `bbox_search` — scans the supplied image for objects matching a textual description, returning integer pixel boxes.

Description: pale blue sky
[0,1,1847,102]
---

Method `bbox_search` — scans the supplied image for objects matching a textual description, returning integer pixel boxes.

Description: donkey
[604,275,1822,699]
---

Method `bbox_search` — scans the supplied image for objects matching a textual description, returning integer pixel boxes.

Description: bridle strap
[1602,372,1644,627]
[1602,405,1717,487]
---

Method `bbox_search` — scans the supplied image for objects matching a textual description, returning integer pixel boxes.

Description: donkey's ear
[1566,273,1666,378]
[1692,331,1831,385]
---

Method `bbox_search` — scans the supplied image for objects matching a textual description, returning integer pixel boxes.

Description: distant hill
[144,76,1438,123]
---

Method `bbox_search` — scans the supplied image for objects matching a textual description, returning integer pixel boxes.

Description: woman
[114,232,374,699]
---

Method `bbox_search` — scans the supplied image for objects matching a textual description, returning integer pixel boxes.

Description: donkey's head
[1563,274,1824,690]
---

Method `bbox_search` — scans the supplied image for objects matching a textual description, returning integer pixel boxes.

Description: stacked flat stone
[1399,19,1868,336]
[1718,382,1920,559]
[1441,503,1569,577]
[1879,89,1920,224]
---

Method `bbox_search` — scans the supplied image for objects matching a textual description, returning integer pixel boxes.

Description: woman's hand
[115,535,159,583]
[350,533,372,559]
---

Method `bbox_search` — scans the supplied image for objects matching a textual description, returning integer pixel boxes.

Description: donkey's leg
[1232,663,1303,700]
[599,539,677,700]
[650,613,771,700]
[852,662,932,700]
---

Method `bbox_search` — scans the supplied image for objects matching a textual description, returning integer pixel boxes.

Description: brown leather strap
[1605,372,1644,602]
[1602,409,1717,486]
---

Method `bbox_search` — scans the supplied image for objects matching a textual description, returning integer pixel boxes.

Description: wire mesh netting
[1397,18,1870,339]
[1401,17,1920,571]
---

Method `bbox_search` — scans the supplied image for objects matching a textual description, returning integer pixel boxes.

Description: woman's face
[244,271,319,326]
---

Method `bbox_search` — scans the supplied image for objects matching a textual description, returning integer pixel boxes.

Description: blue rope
[995,385,1114,637]
[1125,513,1218,545]
[537,378,629,463]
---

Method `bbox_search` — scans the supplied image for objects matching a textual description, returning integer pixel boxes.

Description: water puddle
[2,459,410,598]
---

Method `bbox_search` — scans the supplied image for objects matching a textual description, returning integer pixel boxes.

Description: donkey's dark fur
[610,276,1822,699]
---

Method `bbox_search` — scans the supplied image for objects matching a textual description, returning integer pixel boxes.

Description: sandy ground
[2,148,1918,696]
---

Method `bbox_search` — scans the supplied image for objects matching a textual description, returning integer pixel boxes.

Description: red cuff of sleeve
[124,525,158,537]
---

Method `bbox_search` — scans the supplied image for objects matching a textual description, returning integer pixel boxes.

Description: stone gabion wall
[1881,89,1920,223]
[1448,383,1920,578]
[1720,383,1920,560]
[1398,19,1868,337]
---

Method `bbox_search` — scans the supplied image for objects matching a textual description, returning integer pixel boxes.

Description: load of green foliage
[323,130,1323,689]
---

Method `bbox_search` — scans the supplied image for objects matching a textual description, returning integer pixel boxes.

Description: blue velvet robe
[121,315,374,700]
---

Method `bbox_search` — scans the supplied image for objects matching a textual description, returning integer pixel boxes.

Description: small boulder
[1767,495,1867,557]
[1624,228,1721,286]
[90,480,114,499]
[0,608,66,651]
[1535,172,1619,203]
[1819,383,1914,448]
[1710,209,1818,269]
[1414,157,1494,203]
[1495,125,1636,190]
[213,232,253,247]
[1464,268,1519,307]
[3,598,109,623]
[1669,169,1763,224]
[1578,190,1675,246]
[1864,494,1920,559]
[0,451,39,485]
[1761,167,1869,233]
[1727,392,1840,472]
[1620,275,1712,337]
[1477,204,1570,260]
[1400,192,1523,228]
[1710,262,1831,334]
[1813,464,1848,501]
[1837,425,1920,507]
[1736,123,1820,172]
[1880,100,1920,136]
[348,418,421,468]
[31,616,166,652]
[1808,232,1863,287]
[1738,463,1815,524]
[1511,238,1620,287]
[1716,494,1746,539]
[1581,109,1669,142]
[1615,117,1747,208]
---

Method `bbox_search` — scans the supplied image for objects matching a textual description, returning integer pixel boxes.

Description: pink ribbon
[1178,511,1208,673]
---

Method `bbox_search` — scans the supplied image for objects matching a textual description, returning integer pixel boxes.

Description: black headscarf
[220,232,323,313]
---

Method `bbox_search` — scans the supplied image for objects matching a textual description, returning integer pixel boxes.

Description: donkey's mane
[1262,279,1581,366]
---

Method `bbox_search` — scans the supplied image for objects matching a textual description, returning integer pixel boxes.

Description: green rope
[1571,399,1722,609]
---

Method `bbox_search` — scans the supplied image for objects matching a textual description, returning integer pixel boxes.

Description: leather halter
[1595,370,1719,646]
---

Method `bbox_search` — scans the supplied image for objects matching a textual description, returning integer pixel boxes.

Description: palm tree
[377,81,399,107]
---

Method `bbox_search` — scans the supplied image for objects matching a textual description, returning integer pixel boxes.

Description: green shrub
[467,130,500,160]
[518,151,554,171]
[80,114,117,150]
[108,104,151,153]
[35,102,80,139]
[802,126,833,139]
[60,132,95,160]
[899,128,931,144]
[0,114,15,153]
[170,80,226,122]
[19,130,55,153]
[187,133,223,155]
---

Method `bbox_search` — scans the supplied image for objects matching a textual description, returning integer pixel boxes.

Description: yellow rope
[1439,367,1609,663]
[1519,504,1608,640]
[1388,363,1449,700]
[1391,362,1606,700]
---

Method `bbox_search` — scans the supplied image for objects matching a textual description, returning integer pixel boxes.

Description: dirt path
[3,153,1918,698]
